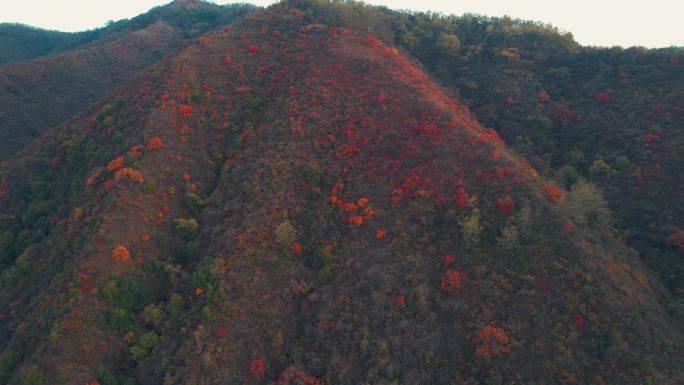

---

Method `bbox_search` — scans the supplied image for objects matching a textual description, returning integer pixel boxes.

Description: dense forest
[0,1,257,159]
[0,1,681,384]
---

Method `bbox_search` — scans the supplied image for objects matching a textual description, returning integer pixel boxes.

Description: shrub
[167,293,185,322]
[140,181,156,194]
[20,365,43,385]
[303,162,322,186]
[192,256,216,290]
[130,332,159,360]
[142,304,164,329]
[184,191,205,215]
[0,349,22,383]
[436,33,461,56]
[102,274,155,331]
[559,181,611,229]
[96,368,118,385]
[174,218,199,240]
[274,220,297,248]
[1,255,32,287]
[459,207,481,249]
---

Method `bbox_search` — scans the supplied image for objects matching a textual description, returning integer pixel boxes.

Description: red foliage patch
[146,136,164,151]
[440,269,468,293]
[496,197,515,215]
[395,295,406,306]
[107,156,126,172]
[348,216,365,226]
[596,91,611,103]
[80,283,94,295]
[573,314,585,328]
[452,187,469,209]
[643,132,660,144]
[216,327,227,338]
[178,104,194,118]
[563,220,575,234]
[249,359,266,377]
[537,90,550,103]
[292,242,303,254]
[376,91,386,104]
[536,279,549,293]
[443,255,455,268]
[112,245,130,262]
[542,183,564,204]
[276,365,322,385]
[375,229,387,239]
[474,325,511,359]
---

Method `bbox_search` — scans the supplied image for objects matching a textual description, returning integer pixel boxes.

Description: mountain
[284,0,684,300]
[0,24,90,66]
[0,1,257,159]
[0,2,681,385]
[0,1,259,66]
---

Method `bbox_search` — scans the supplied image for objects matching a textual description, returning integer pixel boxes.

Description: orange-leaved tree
[474,325,511,359]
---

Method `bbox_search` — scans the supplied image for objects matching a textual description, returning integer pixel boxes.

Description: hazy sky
[1,0,682,48]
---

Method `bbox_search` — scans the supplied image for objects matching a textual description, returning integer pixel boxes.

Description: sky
[0,0,682,48]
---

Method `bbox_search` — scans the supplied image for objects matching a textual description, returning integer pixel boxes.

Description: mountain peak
[169,0,203,8]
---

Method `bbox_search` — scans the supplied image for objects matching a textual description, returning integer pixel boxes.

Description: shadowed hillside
[0,1,258,66]
[0,3,681,385]
[0,1,257,160]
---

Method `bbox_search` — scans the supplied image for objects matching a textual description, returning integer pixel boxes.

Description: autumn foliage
[474,325,511,359]
[496,197,515,215]
[440,269,468,293]
[146,136,164,151]
[114,167,145,183]
[542,182,564,204]
[276,366,322,385]
[453,187,469,209]
[249,359,266,377]
[537,90,550,103]
[107,156,126,172]
[112,245,130,262]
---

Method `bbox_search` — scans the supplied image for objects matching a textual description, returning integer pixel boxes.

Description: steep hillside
[0,1,257,160]
[0,1,258,66]
[0,24,81,66]
[285,0,684,301]
[0,3,681,385]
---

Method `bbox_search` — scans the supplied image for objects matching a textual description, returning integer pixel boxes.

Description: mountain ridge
[0,3,681,384]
